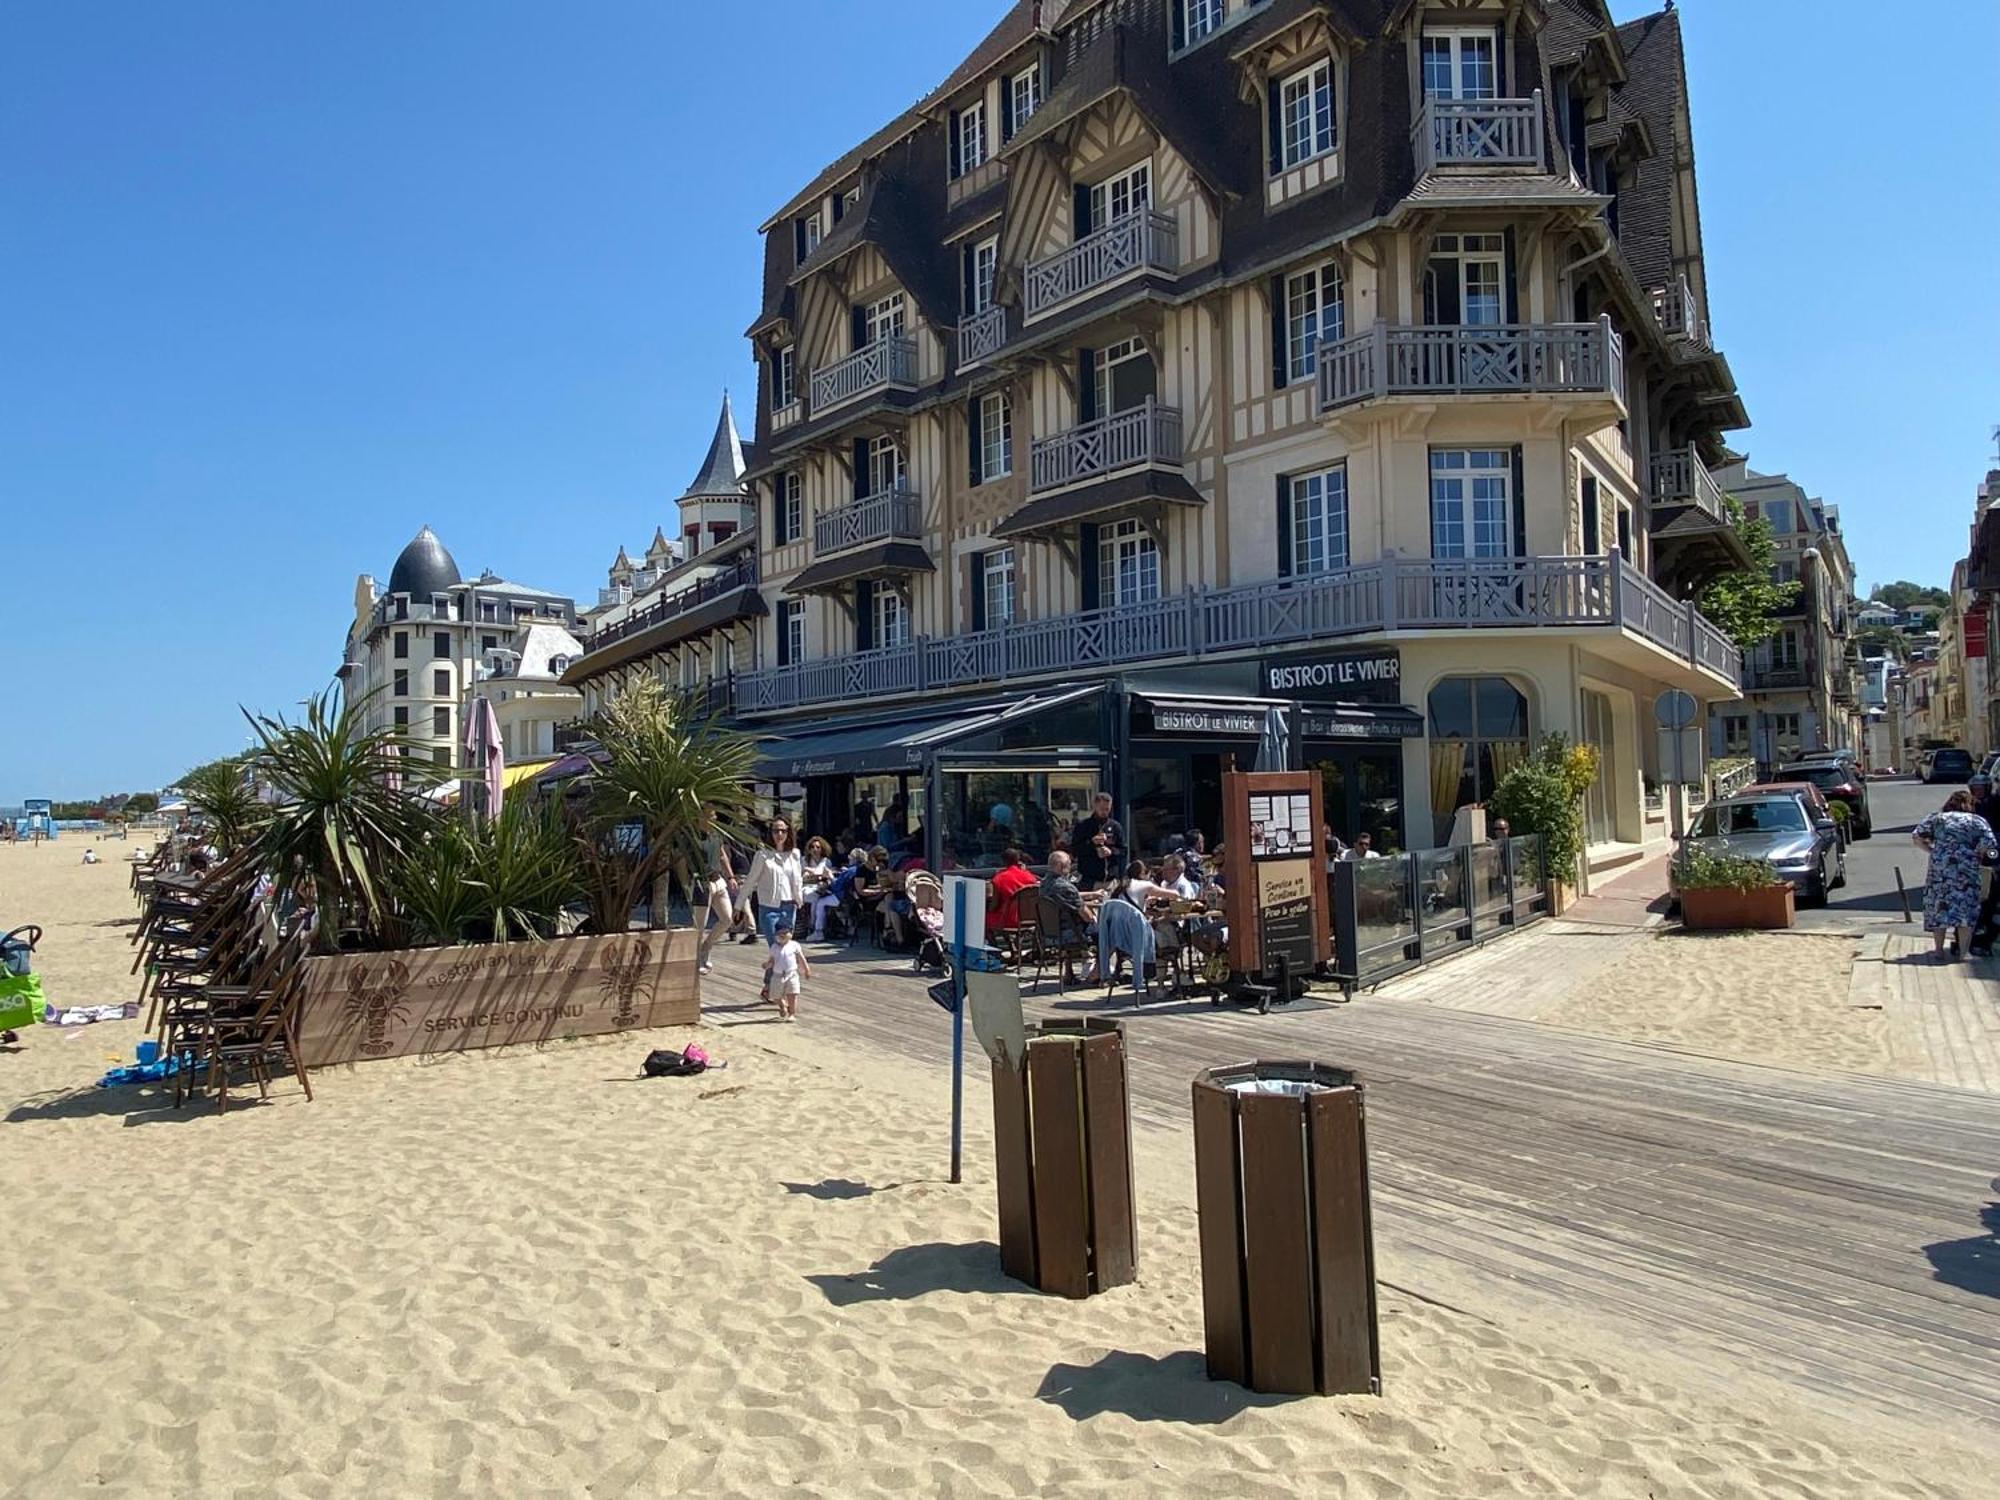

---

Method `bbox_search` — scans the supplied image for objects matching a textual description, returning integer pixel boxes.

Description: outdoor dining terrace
[1318,317,1625,414]
[734,552,1742,714]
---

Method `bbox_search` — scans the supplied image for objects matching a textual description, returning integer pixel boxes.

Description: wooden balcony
[809,335,918,417]
[1413,92,1544,172]
[1318,317,1625,413]
[957,306,1009,370]
[1024,210,1178,321]
[735,554,1741,714]
[1029,399,1182,494]
[1748,665,1809,691]
[812,486,922,556]
[1649,448,1727,522]
[582,557,759,653]
[1651,275,1709,348]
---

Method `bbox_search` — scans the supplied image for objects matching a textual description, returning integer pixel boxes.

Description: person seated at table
[798,836,835,928]
[1342,832,1383,860]
[1109,859,1174,912]
[1487,817,1511,842]
[1039,849,1100,932]
[988,847,1038,932]
[1161,853,1201,901]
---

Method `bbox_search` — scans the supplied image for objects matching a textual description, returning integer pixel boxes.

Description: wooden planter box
[293,929,699,1067]
[1680,883,1795,931]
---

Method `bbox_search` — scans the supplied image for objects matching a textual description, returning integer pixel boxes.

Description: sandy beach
[2,837,1994,1498]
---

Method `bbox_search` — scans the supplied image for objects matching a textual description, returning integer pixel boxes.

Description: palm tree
[248,687,442,946]
[582,679,758,930]
[181,760,266,852]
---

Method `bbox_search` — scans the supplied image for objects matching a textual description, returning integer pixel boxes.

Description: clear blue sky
[4,1,1995,799]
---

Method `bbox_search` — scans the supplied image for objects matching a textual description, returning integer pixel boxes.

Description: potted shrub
[1488,734,1599,914]
[1676,848,1795,930]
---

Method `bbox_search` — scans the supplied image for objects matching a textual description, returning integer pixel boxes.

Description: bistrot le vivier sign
[291,930,699,1067]
[1262,649,1401,704]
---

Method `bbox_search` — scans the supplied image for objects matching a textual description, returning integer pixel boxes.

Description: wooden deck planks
[701,943,2000,1427]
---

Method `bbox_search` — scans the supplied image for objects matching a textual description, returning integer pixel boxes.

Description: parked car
[1970,751,2000,801]
[1926,748,1976,785]
[1774,760,1873,839]
[1671,794,1844,908]
[1746,781,1844,846]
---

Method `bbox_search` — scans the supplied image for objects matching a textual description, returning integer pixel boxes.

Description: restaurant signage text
[1262,649,1402,704]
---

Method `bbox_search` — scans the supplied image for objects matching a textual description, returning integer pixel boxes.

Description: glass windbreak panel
[1129,755,1188,862]
[1355,751,1404,854]
[852,774,925,856]
[1415,848,1470,954]
[938,769,1100,870]
[1351,857,1415,982]
[1469,842,1507,932]
[1507,834,1544,890]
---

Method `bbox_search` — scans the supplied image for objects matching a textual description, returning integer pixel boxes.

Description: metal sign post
[940,876,988,1186]
[1655,690,1700,840]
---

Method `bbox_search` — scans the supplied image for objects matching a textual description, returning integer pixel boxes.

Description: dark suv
[1775,760,1873,839]
[1927,748,1976,785]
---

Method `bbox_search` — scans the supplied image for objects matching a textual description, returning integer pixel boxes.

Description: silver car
[1671,794,1845,907]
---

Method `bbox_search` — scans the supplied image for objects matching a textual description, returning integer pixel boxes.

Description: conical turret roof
[680,393,748,503]
[387,526,462,599]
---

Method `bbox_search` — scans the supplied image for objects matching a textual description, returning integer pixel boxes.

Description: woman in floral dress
[1912,789,1997,960]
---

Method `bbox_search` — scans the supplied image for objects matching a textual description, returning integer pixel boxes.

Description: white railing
[736,553,1741,712]
[1414,92,1544,172]
[809,335,918,416]
[1649,448,1726,521]
[1029,399,1183,493]
[1319,317,1625,411]
[1651,275,1709,347]
[957,307,1008,369]
[812,486,922,555]
[1024,209,1178,319]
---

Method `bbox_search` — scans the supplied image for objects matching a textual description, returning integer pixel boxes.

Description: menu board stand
[1221,766,1330,1012]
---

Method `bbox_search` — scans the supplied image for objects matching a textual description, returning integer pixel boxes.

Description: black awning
[562,583,765,686]
[784,542,937,597]
[991,469,1204,541]
[753,686,1103,779]
[1301,703,1426,741]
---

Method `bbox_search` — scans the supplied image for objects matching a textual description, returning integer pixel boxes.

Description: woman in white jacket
[744,817,805,946]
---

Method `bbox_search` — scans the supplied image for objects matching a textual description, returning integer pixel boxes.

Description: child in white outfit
[763,920,812,1021]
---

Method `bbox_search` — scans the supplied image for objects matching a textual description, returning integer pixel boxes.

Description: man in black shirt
[1070,792,1124,886]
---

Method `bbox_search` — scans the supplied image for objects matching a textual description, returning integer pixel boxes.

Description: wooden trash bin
[990,1017,1137,1299]
[1191,1060,1381,1395]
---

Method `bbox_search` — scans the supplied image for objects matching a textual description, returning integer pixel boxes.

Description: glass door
[1581,688,1616,846]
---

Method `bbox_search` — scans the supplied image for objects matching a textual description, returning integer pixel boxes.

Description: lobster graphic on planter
[342,958,413,1057]
[597,938,656,1030]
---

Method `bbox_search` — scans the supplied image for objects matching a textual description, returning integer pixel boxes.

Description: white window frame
[1278,58,1336,169]
[969,238,998,315]
[864,293,907,346]
[1421,28,1499,102]
[873,586,910,649]
[1772,628,1801,669]
[1181,0,1224,48]
[978,391,1012,482]
[780,472,803,544]
[1288,465,1350,578]
[779,599,805,665]
[1010,65,1043,130]
[1098,517,1161,607]
[1430,233,1506,328]
[801,212,823,257]
[1430,448,1513,560]
[1283,263,1345,384]
[1094,336,1150,418]
[773,345,796,409]
[1088,161,1151,231]
[956,100,988,177]
[867,433,906,497]
[983,548,1016,628]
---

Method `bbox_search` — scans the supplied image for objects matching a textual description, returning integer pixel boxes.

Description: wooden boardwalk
[705,940,2000,1431]
[1854,932,2000,1092]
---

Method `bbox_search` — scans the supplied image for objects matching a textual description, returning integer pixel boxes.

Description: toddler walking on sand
[762,919,812,1021]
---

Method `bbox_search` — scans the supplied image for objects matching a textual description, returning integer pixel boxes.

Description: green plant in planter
[1488,733,1599,888]
[1826,800,1851,834]
[1676,846,1784,892]
[479,798,583,942]
[393,820,484,946]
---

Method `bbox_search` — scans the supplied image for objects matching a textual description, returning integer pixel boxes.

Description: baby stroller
[904,872,949,974]
[1,925,44,1043]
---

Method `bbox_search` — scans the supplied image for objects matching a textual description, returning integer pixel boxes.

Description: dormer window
[1422,30,1499,101]
[950,100,988,180]
[772,345,796,409]
[794,212,823,265]
[964,238,997,315]
[1006,65,1042,138]
[1275,58,1335,171]
[862,293,907,348]
[1086,162,1151,234]
[1180,0,1223,49]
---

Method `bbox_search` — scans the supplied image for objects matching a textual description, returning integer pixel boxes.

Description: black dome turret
[387,526,462,598]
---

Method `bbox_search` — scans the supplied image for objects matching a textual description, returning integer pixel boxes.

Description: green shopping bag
[0,972,47,1031]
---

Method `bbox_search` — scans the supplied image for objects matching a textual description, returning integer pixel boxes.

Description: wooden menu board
[1222,769,1330,978]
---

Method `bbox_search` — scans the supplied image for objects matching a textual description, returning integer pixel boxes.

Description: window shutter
[1322,261,1345,341]
[1276,475,1295,579]
[1494,26,1508,95]
[1270,275,1289,388]
[853,437,869,500]
[1072,182,1092,238]
[794,220,807,266]
[1267,78,1284,174]
[851,304,868,352]
[962,246,976,314]
[831,192,845,226]
[1503,227,1519,324]
[1000,79,1015,143]
[1581,475,1600,556]
[776,605,791,667]
[1171,0,1186,51]
[769,481,783,545]
[948,110,963,178]
[1511,446,1527,559]
[856,581,875,650]
[1079,523,1101,611]
[970,553,988,631]
[1078,348,1098,422]
[967,398,982,486]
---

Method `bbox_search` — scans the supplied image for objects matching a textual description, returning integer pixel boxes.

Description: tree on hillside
[1698,498,1803,649]
[124,793,160,817]
[1871,581,1950,610]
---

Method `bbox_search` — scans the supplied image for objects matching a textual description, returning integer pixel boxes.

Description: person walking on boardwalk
[745,816,805,947]
[1913,789,1997,961]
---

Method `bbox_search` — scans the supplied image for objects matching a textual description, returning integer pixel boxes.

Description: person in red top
[989,847,1039,932]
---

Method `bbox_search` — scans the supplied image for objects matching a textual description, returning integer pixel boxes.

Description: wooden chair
[1028,887,1093,994]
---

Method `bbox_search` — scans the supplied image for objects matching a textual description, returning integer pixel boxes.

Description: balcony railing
[582,557,758,654]
[957,306,1008,369]
[1029,398,1182,493]
[813,485,922,555]
[1024,209,1178,320]
[1651,275,1709,347]
[736,554,1741,713]
[809,335,918,417]
[1414,92,1544,172]
[1319,317,1625,412]
[1649,448,1727,521]
[1748,665,1809,691]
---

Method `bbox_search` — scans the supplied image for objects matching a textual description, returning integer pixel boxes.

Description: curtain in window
[1429,742,1468,821]
[1486,739,1529,785]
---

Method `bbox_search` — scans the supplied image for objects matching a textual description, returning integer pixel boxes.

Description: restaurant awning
[1134,693,1424,741]
[753,685,1103,780]
[784,542,937,597]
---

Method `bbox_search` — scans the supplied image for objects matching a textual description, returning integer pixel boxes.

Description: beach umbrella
[464,698,505,820]
[1256,704,1292,772]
